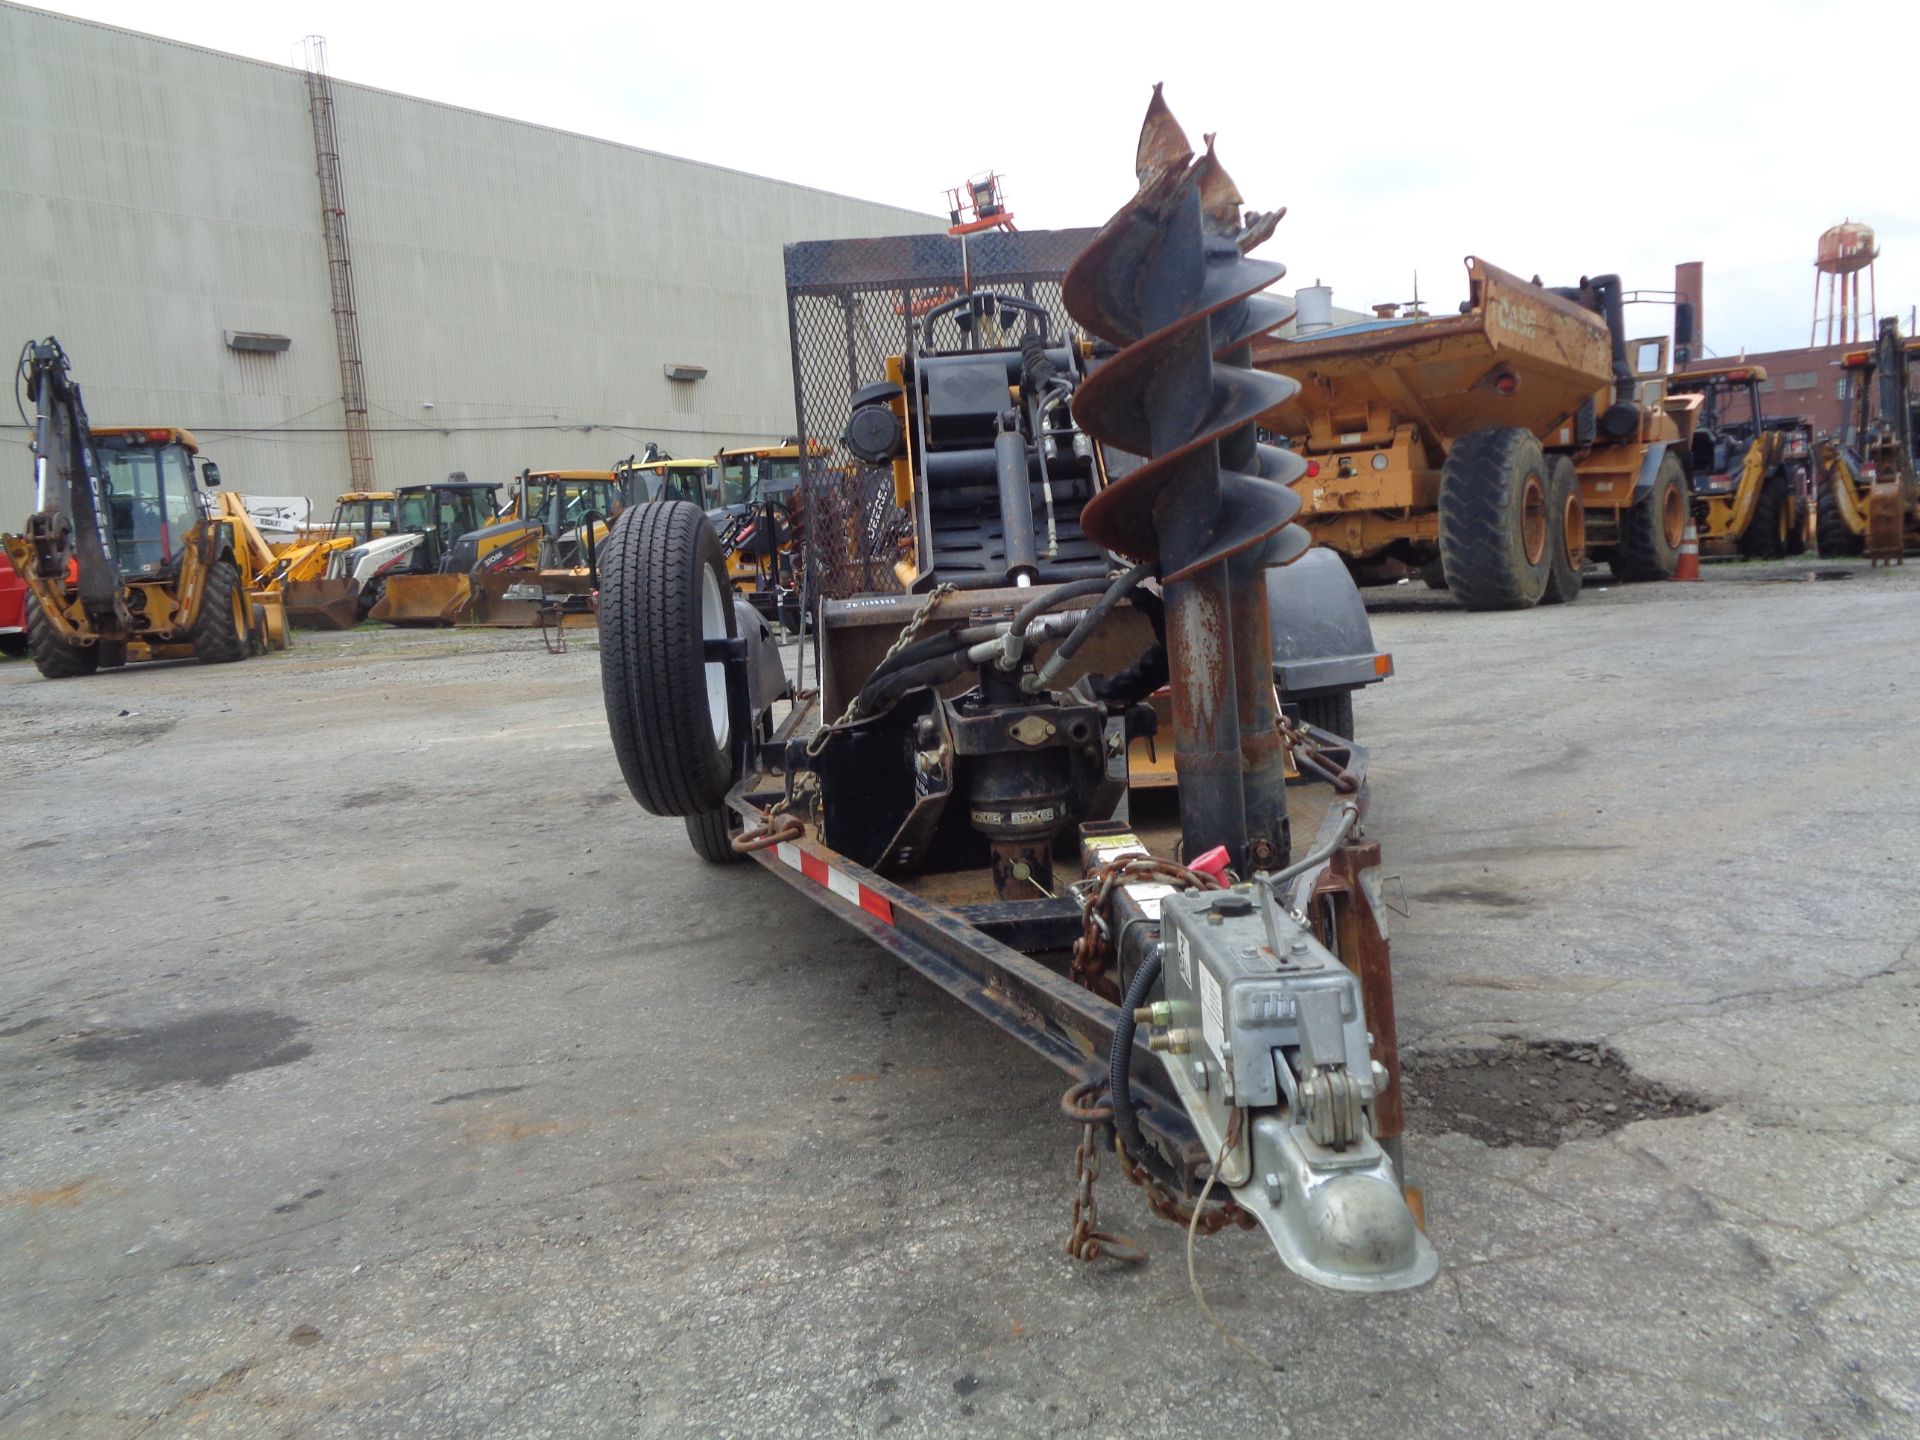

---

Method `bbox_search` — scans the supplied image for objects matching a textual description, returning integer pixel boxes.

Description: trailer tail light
[1374,653,1394,677]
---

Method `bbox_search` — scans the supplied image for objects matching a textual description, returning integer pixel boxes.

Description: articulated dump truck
[1254,259,1699,609]
[596,90,1434,1293]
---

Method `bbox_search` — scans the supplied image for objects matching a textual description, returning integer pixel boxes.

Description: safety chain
[1113,1140,1259,1237]
[1068,855,1224,1001]
[1278,714,1358,794]
[1059,1081,1146,1264]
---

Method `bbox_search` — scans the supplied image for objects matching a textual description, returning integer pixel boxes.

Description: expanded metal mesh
[784,228,1096,603]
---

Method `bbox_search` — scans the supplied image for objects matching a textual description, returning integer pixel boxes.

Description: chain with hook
[1060,1080,1146,1265]
[1068,855,1224,1000]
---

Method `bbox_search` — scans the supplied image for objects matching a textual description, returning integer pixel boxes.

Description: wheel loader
[1252,260,1700,609]
[371,469,626,626]
[600,91,1430,1296]
[2,338,290,679]
[1815,322,1920,560]
[1665,364,1805,559]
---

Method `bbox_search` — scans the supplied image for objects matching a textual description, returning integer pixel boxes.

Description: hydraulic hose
[1109,945,1162,1159]
[1030,560,1154,690]
[852,649,974,719]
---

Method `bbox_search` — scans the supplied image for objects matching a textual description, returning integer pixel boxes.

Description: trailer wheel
[1437,427,1551,610]
[1611,452,1688,582]
[25,594,99,679]
[1540,456,1585,605]
[192,559,251,664]
[684,806,746,864]
[1738,473,1791,560]
[600,500,736,817]
[1815,478,1863,558]
[1294,691,1354,740]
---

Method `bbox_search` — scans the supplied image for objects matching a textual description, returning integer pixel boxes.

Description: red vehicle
[0,558,26,656]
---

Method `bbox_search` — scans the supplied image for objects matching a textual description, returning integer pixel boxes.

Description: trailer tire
[684,806,745,864]
[25,594,99,679]
[1738,473,1791,559]
[1294,691,1355,740]
[192,559,251,664]
[1815,477,1864,558]
[1611,452,1688,581]
[1540,456,1585,605]
[1437,427,1551,610]
[601,500,736,817]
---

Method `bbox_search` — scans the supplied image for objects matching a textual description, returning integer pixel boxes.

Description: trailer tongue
[598,90,1432,1293]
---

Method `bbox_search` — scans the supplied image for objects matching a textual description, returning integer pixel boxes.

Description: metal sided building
[0,2,944,521]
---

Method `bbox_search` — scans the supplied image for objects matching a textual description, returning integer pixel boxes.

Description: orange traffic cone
[1672,523,1701,582]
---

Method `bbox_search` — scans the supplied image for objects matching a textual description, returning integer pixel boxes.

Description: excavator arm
[20,338,129,632]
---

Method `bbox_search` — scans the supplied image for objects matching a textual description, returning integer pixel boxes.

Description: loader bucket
[466,572,598,628]
[370,574,474,627]
[252,591,292,651]
[284,577,362,630]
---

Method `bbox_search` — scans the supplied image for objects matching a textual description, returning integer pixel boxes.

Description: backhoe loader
[1666,364,1804,558]
[287,479,499,627]
[1815,322,1920,560]
[2,338,290,679]
[372,469,626,626]
[710,442,815,633]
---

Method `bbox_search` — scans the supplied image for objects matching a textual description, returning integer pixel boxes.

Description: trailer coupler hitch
[1140,881,1437,1292]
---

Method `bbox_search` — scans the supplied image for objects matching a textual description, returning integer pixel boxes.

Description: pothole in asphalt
[1401,1038,1709,1148]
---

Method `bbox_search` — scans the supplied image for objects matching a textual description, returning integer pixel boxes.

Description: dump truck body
[1255,259,1697,606]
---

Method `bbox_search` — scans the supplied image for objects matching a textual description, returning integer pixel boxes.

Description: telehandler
[2,338,289,679]
[600,91,1430,1294]
[1253,261,1699,608]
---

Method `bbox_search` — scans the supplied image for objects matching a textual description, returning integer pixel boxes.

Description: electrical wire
[1185,1111,1281,1373]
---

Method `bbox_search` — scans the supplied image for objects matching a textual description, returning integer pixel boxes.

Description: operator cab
[90,427,215,579]
[391,479,499,572]
[1672,366,1766,496]
[327,491,397,543]
[620,458,714,506]
[523,471,627,569]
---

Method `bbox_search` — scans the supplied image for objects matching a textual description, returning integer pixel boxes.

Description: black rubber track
[1437,426,1551,610]
[25,594,98,679]
[600,500,735,817]
[1738,473,1790,559]
[1540,455,1584,606]
[1294,691,1355,740]
[1815,477,1864,557]
[192,559,251,664]
[684,806,745,864]
[1612,451,1688,582]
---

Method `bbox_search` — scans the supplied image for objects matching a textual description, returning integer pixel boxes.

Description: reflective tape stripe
[771,841,894,926]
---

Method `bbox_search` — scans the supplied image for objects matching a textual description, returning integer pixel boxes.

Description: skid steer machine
[1815,323,1920,560]
[1667,364,1804,558]
[2,338,289,679]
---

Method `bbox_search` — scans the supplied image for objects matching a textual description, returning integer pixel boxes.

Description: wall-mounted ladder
[301,35,374,491]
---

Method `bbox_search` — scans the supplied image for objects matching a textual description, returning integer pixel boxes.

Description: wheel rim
[1662,482,1686,549]
[1562,493,1587,569]
[1521,473,1547,566]
[700,566,731,752]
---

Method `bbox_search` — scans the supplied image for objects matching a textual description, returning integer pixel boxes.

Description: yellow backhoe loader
[2,338,290,679]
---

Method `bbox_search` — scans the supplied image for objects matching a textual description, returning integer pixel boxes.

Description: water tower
[1812,220,1879,345]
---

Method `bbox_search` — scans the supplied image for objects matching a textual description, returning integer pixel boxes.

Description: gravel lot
[2,557,1916,1438]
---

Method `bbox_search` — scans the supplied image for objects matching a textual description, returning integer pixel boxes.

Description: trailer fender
[1266,548,1390,699]
[1633,441,1671,496]
[733,599,793,716]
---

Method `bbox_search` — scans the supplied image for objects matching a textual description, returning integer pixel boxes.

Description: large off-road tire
[1815,478,1864,558]
[192,559,251,664]
[601,501,737,817]
[1294,691,1355,740]
[1611,451,1689,582]
[25,594,99,679]
[1437,427,1552,610]
[684,806,746,864]
[1738,473,1792,559]
[1540,456,1585,605]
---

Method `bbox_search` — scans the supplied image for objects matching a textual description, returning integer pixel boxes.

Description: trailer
[1254,259,1699,609]
[596,91,1434,1293]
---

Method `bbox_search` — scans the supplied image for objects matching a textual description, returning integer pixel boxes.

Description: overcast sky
[43,0,1918,357]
